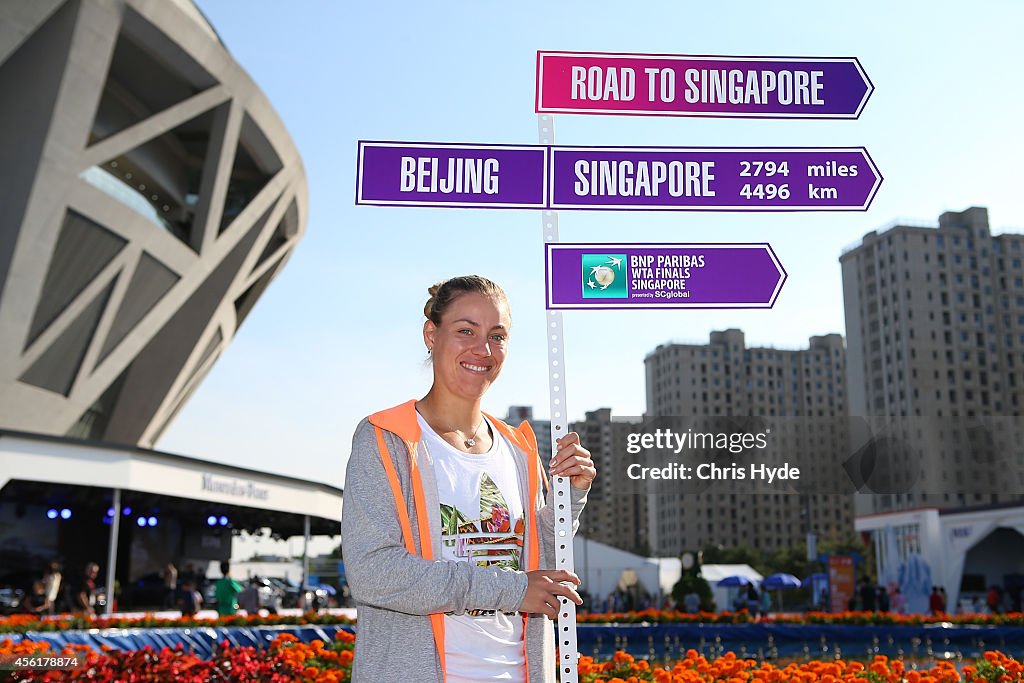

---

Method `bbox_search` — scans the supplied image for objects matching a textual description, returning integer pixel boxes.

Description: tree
[701,543,764,571]
[672,570,715,612]
[764,543,808,577]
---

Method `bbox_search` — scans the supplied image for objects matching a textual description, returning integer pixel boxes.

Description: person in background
[238,578,262,615]
[72,562,100,617]
[42,560,62,615]
[987,585,1002,615]
[759,587,772,617]
[176,579,202,616]
[194,564,208,595]
[890,586,906,615]
[684,590,700,614]
[179,563,195,588]
[161,563,178,610]
[213,561,243,616]
[876,585,890,612]
[745,584,760,617]
[859,577,876,612]
[929,586,944,615]
[23,580,49,615]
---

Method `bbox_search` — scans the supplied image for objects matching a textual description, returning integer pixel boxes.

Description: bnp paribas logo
[582,253,628,298]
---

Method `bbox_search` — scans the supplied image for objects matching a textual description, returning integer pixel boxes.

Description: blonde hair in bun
[424,276,508,324]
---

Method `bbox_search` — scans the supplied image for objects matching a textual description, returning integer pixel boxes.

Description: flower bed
[3,634,1024,682]
[577,610,1024,627]
[1,631,353,682]
[578,649,1024,682]
[2,610,1020,635]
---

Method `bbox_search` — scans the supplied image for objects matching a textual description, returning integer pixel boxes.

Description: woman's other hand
[518,569,582,618]
[550,432,597,490]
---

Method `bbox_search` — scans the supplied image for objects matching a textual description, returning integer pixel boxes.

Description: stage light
[107,507,115,517]
[123,507,132,516]
[219,516,228,526]
[207,515,217,526]
[136,516,147,527]
[60,508,71,519]
[147,516,157,526]
[46,509,58,519]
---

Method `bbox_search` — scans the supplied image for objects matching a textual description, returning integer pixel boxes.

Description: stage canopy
[0,429,341,538]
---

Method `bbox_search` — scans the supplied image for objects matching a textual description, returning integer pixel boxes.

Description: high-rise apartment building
[644,330,853,556]
[570,409,648,555]
[841,206,1024,514]
[506,405,652,554]
[504,406,551,463]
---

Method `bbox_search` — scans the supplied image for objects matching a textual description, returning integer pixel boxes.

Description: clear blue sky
[160,0,1024,490]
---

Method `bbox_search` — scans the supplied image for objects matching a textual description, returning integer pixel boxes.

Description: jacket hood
[368,399,537,456]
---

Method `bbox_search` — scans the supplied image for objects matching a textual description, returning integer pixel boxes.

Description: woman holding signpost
[341,275,596,683]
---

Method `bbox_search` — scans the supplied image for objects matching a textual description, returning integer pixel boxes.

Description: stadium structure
[0,0,339,610]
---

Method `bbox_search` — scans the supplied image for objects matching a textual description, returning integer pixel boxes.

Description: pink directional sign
[546,243,786,309]
[356,142,881,211]
[536,51,873,119]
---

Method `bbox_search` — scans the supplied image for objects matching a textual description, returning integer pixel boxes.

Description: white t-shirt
[417,413,526,683]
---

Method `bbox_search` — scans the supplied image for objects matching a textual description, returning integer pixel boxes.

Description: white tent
[699,563,764,613]
[657,556,682,598]
[573,536,662,607]
[857,503,1024,614]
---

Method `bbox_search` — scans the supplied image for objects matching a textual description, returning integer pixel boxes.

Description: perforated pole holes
[539,114,579,683]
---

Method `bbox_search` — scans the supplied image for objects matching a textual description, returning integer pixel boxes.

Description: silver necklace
[455,417,486,448]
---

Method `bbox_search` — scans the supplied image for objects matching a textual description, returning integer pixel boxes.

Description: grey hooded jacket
[341,401,588,682]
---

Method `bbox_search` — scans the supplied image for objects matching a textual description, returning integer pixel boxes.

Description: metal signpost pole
[539,113,579,683]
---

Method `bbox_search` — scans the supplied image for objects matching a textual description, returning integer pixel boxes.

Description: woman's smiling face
[423,292,511,402]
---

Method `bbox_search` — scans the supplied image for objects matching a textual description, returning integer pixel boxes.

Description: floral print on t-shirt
[440,473,524,570]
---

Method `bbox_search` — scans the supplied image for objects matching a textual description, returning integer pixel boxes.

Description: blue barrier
[5,622,1024,661]
[3,624,355,659]
[576,623,1024,659]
